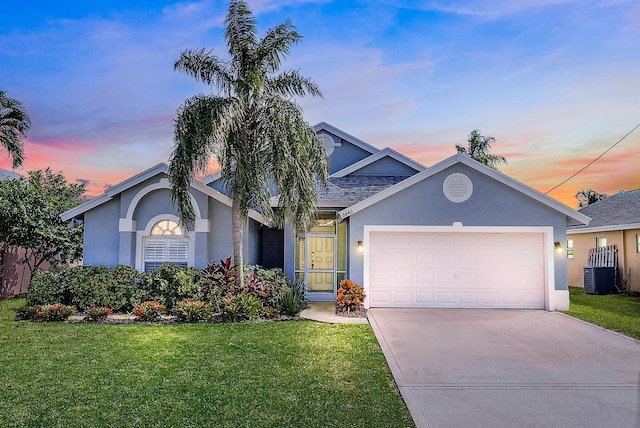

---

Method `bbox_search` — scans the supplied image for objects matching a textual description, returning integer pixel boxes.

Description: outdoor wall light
[357,241,364,253]
[554,242,563,254]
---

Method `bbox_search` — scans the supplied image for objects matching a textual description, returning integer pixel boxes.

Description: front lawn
[0,299,414,427]
[567,286,640,340]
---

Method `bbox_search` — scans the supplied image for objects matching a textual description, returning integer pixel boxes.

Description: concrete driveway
[368,309,640,428]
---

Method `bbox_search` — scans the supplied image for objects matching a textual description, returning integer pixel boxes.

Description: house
[61,123,589,311]
[567,189,640,292]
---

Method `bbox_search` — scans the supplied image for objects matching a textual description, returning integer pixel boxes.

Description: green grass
[567,286,640,340]
[0,299,414,428]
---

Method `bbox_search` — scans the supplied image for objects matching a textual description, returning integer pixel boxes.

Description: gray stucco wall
[83,196,120,267]
[326,133,374,174]
[346,164,568,290]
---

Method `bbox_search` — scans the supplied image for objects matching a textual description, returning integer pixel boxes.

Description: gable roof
[314,122,379,155]
[61,163,268,224]
[568,189,640,233]
[337,153,591,227]
[330,147,425,178]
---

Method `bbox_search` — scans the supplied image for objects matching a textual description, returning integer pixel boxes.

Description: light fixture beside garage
[357,241,364,253]
[443,173,473,203]
[554,242,563,254]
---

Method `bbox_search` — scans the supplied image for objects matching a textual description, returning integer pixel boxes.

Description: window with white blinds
[143,238,189,272]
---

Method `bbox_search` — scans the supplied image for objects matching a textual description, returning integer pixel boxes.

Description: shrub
[132,265,203,309]
[15,304,40,321]
[279,280,308,316]
[86,307,113,321]
[222,292,262,322]
[40,303,76,321]
[173,299,212,323]
[27,269,67,307]
[133,301,165,322]
[27,265,139,312]
[70,265,138,312]
[244,265,290,310]
[336,279,366,313]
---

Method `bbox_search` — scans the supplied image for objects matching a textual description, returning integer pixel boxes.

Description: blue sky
[1,0,639,205]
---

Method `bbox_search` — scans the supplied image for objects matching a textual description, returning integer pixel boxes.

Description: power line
[544,121,640,195]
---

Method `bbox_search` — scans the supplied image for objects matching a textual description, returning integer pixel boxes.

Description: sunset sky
[1,0,639,207]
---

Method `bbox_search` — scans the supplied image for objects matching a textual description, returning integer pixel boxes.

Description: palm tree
[575,188,607,208]
[0,90,30,168]
[169,0,328,285]
[456,129,506,171]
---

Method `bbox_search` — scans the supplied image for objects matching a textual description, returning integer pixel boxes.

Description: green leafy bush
[280,280,308,316]
[15,304,40,321]
[86,307,113,321]
[222,292,262,322]
[132,301,165,322]
[40,303,76,321]
[173,299,212,323]
[132,265,203,309]
[70,265,138,311]
[336,279,366,313]
[28,265,139,312]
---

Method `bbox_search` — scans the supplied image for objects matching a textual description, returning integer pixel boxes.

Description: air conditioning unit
[583,267,616,295]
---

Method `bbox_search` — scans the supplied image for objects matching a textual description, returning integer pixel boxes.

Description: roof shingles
[572,189,640,229]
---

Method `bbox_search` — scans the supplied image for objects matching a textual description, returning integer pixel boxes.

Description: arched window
[143,220,189,272]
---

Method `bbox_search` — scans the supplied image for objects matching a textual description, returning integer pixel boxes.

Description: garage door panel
[368,231,546,309]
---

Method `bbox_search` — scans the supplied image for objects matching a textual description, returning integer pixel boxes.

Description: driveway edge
[368,310,430,428]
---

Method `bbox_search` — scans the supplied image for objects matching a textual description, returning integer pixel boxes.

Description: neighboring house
[61,122,589,311]
[567,189,640,292]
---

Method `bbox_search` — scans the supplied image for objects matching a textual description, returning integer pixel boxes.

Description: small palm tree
[456,129,506,171]
[575,188,607,208]
[0,90,30,168]
[169,0,328,285]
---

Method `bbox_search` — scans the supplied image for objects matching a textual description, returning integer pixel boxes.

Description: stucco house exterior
[62,122,589,311]
[567,189,640,292]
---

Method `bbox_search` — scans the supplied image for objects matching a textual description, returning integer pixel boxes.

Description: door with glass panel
[295,211,347,298]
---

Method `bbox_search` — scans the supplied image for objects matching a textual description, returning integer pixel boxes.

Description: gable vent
[443,173,473,203]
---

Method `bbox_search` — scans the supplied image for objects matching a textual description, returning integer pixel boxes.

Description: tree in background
[0,169,84,274]
[575,188,608,208]
[0,90,30,168]
[456,129,507,171]
[169,0,327,285]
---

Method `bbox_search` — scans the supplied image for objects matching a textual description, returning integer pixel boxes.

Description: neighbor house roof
[568,189,640,234]
[0,168,21,181]
[60,163,268,224]
[337,153,591,227]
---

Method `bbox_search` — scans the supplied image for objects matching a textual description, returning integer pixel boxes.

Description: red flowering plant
[133,301,165,322]
[336,279,366,313]
[86,307,113,321]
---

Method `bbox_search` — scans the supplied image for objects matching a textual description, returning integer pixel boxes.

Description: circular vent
[443,173,473,203]
[318,133,336,155]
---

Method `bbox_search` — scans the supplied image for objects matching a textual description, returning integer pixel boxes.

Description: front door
[307,236,335,292]
[295,211,347,300]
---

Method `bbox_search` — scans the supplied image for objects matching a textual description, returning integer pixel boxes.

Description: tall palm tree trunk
[231,194,244,286]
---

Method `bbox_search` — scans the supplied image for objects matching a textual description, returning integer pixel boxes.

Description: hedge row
[27,262,292,314]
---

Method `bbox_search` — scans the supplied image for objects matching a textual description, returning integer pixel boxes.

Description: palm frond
[225,1,257,60]
[256,20,301,73]
[169,94,235,226]
[0,90,29,168]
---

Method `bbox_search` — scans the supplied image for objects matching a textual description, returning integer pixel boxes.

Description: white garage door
[368,231,545,308]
